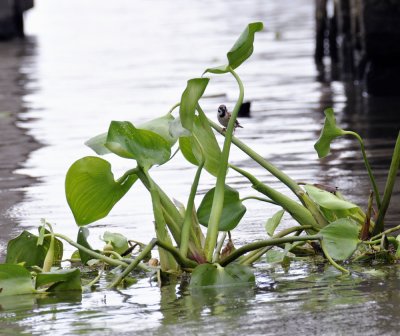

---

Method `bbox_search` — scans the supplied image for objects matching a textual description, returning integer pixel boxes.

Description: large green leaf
[204,22,263,74]
[189,263,255,287]
[0,264,35,297]
[179,78,209,131]
[85,115,179,155]
[314,108,346,158]
[319,219,360,260]
[6,230,63,267]
[304,185,359,210]
[265,209,285,237]
[36,269,81,292]
[197,185,246,231]
[106,121,171,168]
[179,108,222,176]
[102,231,129,255]
[65,156,137,225]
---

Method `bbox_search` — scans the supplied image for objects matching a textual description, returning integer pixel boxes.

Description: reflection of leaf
[65,156,137,225]
[189,263,255,287]
[304,185,358,210]
[36,269,82,292]
[179,78,209,131]
[265,210,285,237]
[204,22,264,74]
[319,219,360,260]
[314,108,346,158]
[197,185,246,231]
[102,232,129,255]
[0,264,35,297]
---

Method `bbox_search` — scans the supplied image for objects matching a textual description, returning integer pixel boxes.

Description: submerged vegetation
[1,22,400,297]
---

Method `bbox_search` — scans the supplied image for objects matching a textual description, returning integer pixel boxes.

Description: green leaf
[0,264,35,297]
[65,156,137,225]
[314,108,347,158]
[36,269,82,292]
[197,185,246,231]
[304,185,359,210]
[6,230,63,267]
[204,22,263,74]
[179,108,222,176]
[106,121,171,168]
[319,219,360,260]
[84,132,110,155]
[102,232,129,255]
[77,228,100,264]
[265,209,285,237]
[189,263,255,287]
[179,78,209,131]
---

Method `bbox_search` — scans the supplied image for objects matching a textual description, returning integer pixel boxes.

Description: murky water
[0,0,399,335]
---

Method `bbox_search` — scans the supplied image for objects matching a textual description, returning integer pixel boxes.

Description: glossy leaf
[179,78,209,131]
[265,209,285,237]
[36,269,82,292]
[102,232,129,255]
[65,156,137,225]
[179,108,222,176]
[106,121,171,168]
[304,185,358,210]
[204,22,263,74]
[314,108,346,158]
[6,230,63,267]
[189,263,255,287]
[0,264,35,297]
[319,219,360,260]
[197,185,246,231]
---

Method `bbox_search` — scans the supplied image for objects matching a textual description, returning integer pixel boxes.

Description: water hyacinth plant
[1,22,400,297]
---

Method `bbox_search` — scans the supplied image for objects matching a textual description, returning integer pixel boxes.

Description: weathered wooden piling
[315,0,400,96]
[0,0,33,40]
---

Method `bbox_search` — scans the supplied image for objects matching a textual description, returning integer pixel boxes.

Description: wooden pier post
[0,0,34,40]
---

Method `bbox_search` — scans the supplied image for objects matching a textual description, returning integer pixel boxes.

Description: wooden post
[0,0,34,40]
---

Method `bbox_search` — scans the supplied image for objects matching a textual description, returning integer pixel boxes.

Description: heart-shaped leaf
[102,232,129,255]
[179,78,209,131]
[106,121,171,168]
[304,185,359,210]
[197,185,246,231]
[319,218,360,260]
[65,156,137,225]
[189,263,255,287]
[265,209,285,237]
[179,108,221,176]
[36,269,81,292]
[6,230,63,267]
[204,22,263,74]
[0,264,35,297]
[314,108,347,158]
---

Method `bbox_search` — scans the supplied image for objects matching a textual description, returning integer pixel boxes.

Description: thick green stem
[116,167,139,184]
[204,67,244,261]
[220,235,320,266]
[180,139,205,257]
[156,240,198,268]
[240,196,277,205]
[372,131,400,235]
[109,239,157,288]
[370,224,400,241]
[345,131,381,209]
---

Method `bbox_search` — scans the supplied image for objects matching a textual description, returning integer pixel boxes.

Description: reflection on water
[0,0,399,334]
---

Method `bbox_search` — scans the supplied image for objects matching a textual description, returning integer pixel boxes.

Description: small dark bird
[217,104,243,131]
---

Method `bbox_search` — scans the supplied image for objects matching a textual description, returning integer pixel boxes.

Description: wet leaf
[319,219,360,260]
[314,108,346,158]
[179,108,222,176]
[77,228,100,264]
[0,264,35,297]
[204,22,263,74]
[189,263,255,287]
[36,269,82,292]
[106,121,171,168]
[304,185,359,210]
[65,156,137,225]
[265,209,285,237]
[102,232,129,255]
[179,78,209,131]
[197,185,246,231]
[6,230,63,267]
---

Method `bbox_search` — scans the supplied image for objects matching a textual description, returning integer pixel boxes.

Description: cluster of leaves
[1,22,400,297]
